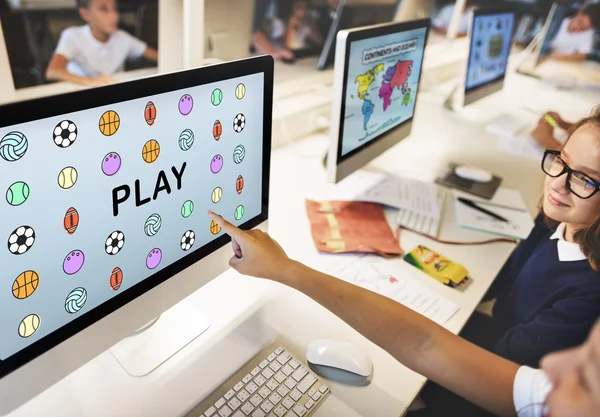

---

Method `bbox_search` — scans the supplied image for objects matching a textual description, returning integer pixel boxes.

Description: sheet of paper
[453,188,534,240]
[309,254,459,326]
[308,171,441,220]
[496,134,544,162]
[357,175,441,219]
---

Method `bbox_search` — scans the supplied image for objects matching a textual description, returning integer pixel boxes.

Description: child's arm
[550,52,588,62]
[143,47,158,62]
[46,54,114,86]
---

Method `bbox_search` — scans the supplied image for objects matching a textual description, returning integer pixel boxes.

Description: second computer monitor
[327,19,430,183]
[463,8,515,106]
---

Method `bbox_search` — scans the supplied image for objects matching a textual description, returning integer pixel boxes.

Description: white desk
[6,67,599,417]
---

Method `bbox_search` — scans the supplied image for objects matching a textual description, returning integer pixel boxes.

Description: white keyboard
[186,342,330,417]
[396,189,446,238]
[485,113,533,138]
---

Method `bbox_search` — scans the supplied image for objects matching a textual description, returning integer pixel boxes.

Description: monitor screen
[465,11,515,93]
[339,25,426,159]
[0,59,271,377]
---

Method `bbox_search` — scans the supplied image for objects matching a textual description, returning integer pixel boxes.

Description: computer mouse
[454,165,493,183]
[306,339,373,377]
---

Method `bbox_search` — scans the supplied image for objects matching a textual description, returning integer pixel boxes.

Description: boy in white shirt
[46,0,158,85]
[551,4,600,61]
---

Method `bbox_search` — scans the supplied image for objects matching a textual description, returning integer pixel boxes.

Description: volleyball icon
[12,270,39,299]
[142,139,160,163]
[179,129,194,151]
[236,175,244,194]
[6,181,30,206]
[211,187,223,203]
[211,88,223,106]
[144,213,162,236]
[235,83,246,100]
[145,101,157,125]
[64,207,79,234]
[110,267,123,291]
[57,166,78,189]
[233,144,245,164]
[210,220,221,235]
[233,113,246,133]
[53,120,78,148]
[18,314,40,338]
[65,287,87,314]
[0,131,28,162]
[99,110,120,136]
[213,120,222,141]
[7,225,35,255]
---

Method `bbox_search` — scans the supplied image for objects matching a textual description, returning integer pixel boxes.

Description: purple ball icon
[146,248,162,269]
[179,94,193,115]
[63,249,85,275]
[102,152,121,176]
[210,154,223,174]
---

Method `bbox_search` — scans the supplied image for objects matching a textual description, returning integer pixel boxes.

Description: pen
[457,197,509,223]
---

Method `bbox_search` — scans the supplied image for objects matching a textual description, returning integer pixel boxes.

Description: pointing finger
[209,211,246,241]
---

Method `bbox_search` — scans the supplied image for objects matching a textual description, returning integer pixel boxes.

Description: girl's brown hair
[542,106,600,271]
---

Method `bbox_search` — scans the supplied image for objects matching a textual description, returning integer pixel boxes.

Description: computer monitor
[463,8,515,106]
[317,0,401,70]
[0,55,273,414]
[326,18,430,183]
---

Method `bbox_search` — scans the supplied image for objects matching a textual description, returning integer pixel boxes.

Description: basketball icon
[58,166,78,189]
[210,220,221,235]
[213,120,222,141]
[18,314,40,338]
[99,110,120,136]
[236,175,244,194]
[64,207,79,234]
[110,267,123,291]
[145,101,157,125]
[12,270,39,299]
[211,88,223,106]
[142,139,160,163]
[6,181,30,206]
[235,83,246,100]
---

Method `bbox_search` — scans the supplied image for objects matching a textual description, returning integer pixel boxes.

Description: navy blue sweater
[487,214,600,368]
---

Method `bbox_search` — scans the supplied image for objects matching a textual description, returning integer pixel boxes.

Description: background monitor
[317,0,401,70]
[327,18,430,183]
[0,55,273,414]
[463,8,515,106]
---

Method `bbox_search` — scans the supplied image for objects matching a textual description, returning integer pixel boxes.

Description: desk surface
[6,66,600,417]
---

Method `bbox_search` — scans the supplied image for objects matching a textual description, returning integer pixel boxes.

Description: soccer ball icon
[233,113,246,133]
[180,230,195,251]
[105,230,125,255]
[7,226,35,255]
[53,120,78,148]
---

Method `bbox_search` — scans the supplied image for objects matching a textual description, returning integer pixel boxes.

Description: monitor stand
[109,301,210,377]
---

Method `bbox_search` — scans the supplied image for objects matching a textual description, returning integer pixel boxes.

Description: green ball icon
[234,205,245,221]
[181,200,194,218]
[6,181,30,206]
[211,88,223,106]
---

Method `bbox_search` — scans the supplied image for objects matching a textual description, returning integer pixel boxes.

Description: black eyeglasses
[541,150,600,199]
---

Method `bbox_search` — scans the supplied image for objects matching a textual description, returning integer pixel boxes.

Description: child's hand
[545,111,572,131]
[532,118,562,151]
[85,75,115,86]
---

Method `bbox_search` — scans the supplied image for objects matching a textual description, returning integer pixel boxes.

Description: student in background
[285,0,323,51]
[206,208,600,417]
[46,0,158,86]
[432,0,477,37]
[550,4,600,61]
[251,0,295,62]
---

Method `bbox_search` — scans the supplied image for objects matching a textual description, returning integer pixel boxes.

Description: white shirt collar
[549,223,587,262]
